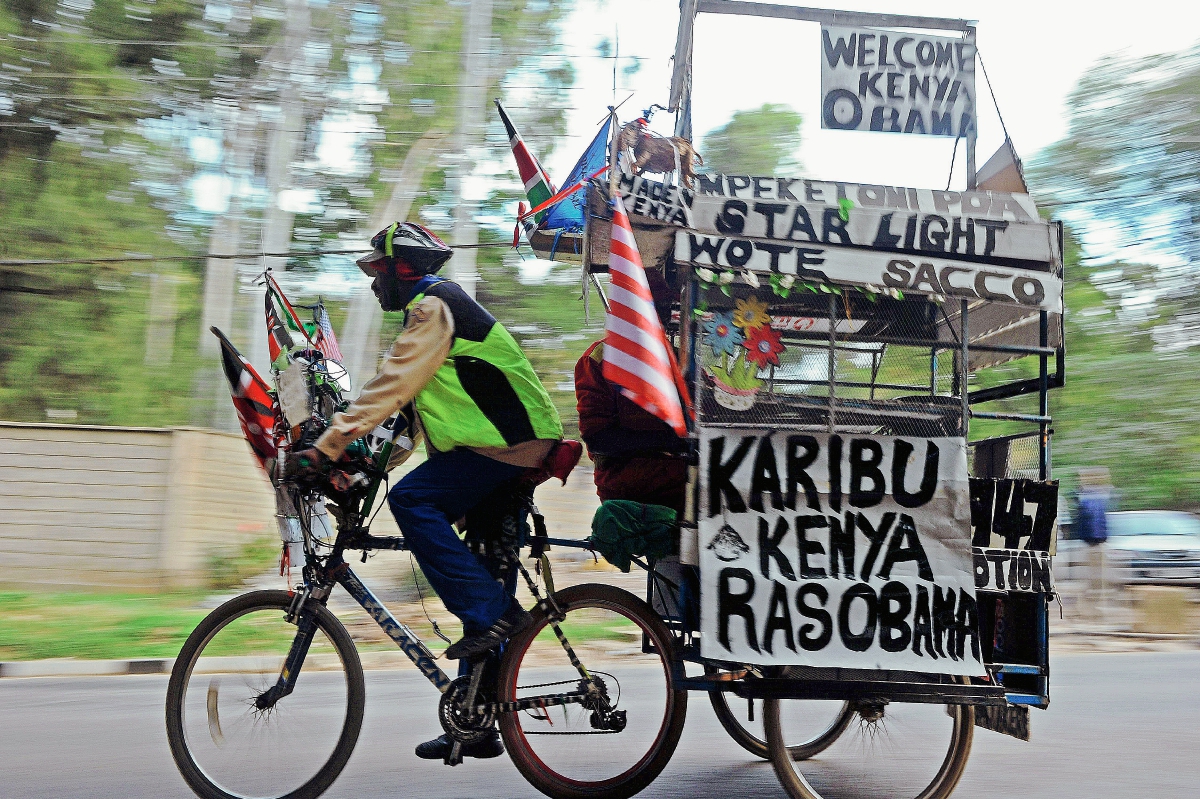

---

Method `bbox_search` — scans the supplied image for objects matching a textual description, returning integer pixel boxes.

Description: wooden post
[965,26,978,190]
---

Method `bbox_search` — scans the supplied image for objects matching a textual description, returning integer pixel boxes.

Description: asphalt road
[2,651,1197,799]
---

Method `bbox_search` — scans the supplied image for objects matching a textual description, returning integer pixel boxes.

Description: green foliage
[205,536,278,590]
[0,591,213,660]
[1045,234,1200,507]
[1027,47,1200,507]
[0,140,206,425]
[701,103,803,176]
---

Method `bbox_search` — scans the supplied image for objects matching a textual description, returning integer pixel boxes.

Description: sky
[544,0,1200,203]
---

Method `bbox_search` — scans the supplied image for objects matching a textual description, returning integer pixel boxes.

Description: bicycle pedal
[444,741,463,767]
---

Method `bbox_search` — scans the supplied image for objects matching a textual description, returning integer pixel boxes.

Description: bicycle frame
[268,468,609,723]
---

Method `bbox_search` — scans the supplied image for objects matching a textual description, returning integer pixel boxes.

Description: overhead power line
[3,37,653,59]
[0,242,519,267]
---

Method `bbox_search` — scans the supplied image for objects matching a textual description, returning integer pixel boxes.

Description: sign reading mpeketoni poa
[617,172,1062,311]
[820,25,975,137]
[699,428,985,675]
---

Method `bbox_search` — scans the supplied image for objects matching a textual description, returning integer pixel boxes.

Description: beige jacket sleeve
[314,296,453,460]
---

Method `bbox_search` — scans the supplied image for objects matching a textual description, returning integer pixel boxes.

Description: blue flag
[541,116,612,232]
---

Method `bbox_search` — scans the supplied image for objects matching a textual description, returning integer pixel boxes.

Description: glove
[282,447,330,484]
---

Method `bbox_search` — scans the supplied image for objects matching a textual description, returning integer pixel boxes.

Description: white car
[1058,510,1200,587]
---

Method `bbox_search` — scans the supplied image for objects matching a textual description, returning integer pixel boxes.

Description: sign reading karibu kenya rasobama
[820,25,975,137]
[699,429,985,675]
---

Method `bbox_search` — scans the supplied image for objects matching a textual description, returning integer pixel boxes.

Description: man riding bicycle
[286,222,563,760]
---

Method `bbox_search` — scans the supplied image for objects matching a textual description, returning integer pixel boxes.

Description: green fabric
[589,500,677,573]
[407,293,563,453]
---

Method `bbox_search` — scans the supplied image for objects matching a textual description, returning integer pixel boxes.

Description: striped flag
[495,99,556,227]
[264,289,295,364]
[211,326,278,473]
[602,200,688,436]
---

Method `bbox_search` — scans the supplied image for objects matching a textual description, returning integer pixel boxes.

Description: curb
[0,651,429,679]
[0,659,172,678]
[1052,630,1200,642]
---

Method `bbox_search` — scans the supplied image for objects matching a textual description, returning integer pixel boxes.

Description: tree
[1030,45,1200,359]
[1029,46,1200,265]
[700,103,803,175]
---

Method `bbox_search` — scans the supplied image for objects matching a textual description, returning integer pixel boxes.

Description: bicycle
[165,455,687,799]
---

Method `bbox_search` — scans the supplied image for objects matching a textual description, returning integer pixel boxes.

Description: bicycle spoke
[499,584,687,799]
[166,592,364,799]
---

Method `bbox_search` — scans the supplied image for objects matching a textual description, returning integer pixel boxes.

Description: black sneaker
[414,732,504,760]
[444,601,534,661]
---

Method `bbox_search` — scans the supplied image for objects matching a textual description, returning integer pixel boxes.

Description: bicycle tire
[497,583,688,799]
[165,590,366,799]
[707,668,853,760]
[764,697,974,799]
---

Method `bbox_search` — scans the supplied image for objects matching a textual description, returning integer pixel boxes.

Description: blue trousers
[388,449,525,635]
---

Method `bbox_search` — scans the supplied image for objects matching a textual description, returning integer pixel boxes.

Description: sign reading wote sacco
[699,428,985,675]
[821,25,975,136]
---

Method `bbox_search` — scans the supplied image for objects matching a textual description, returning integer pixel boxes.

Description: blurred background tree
[700,103,802,175]
[0,0,577,429]
[1026,45,1200,508]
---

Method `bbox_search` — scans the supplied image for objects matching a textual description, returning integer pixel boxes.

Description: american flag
[312,304,344,363]
[602,199,688,436]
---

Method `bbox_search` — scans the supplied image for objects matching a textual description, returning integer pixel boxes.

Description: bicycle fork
[255,587,327,710]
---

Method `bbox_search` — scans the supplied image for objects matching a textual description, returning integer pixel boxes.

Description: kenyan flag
[495,99,556,226]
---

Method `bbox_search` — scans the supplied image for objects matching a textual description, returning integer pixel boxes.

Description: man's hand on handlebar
[282,447,330,484]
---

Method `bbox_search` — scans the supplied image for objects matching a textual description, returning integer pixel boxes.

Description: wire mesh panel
[968,431,1044,479]
[689,281,967,438]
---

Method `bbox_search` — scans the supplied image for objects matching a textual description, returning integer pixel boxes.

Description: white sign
[699,429,984,674]
[820,25,975,137]
[687,194,1058,265]
[973,547,1054,594]
[676,231,1063,312]
[692,174,1040,223]
[969,478,1059,553]
[618,173,692,225]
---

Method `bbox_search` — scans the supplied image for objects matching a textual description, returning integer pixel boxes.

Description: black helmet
[357,222,453,276]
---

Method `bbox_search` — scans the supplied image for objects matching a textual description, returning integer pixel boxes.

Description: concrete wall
[0,423,275,591]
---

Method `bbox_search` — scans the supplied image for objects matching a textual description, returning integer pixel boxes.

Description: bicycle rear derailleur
[581,676,627,733]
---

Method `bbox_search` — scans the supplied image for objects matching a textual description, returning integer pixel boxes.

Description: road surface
[2,651,1196,798]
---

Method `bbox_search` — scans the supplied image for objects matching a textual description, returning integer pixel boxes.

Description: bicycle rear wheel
[165,590,365,799]
[764,696,974,799]
[497,584,687,799]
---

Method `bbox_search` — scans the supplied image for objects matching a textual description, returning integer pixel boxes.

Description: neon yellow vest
[406,290,562,453]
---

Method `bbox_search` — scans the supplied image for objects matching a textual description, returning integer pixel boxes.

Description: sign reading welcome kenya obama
[821,26,975,137]
[700,429,984,674]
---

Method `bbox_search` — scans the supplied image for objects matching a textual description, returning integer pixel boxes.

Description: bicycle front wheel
[497,584,687,799]
[165,590,365,799]
[764,696,974,799]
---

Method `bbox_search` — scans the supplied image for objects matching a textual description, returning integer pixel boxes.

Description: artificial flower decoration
[733,296,770,330]
[769,272,795,298]
[702,310,745,357]
[743,323,786,368]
